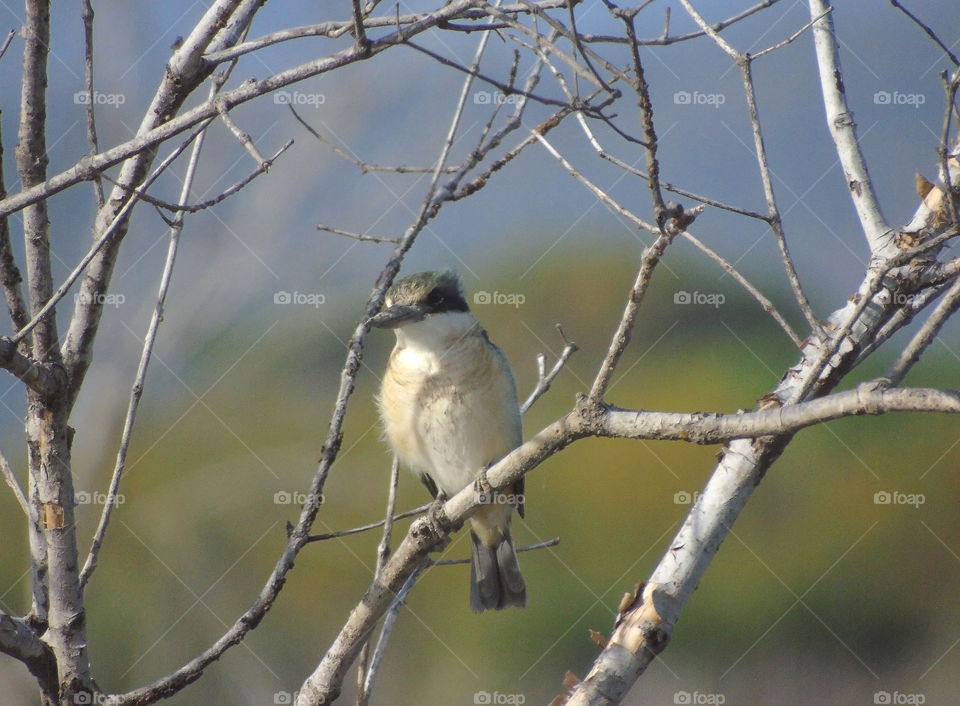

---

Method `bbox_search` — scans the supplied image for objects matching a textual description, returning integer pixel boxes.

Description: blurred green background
[2,246,957,705]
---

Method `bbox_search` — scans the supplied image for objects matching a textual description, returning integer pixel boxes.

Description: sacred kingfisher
[371,270,526,612]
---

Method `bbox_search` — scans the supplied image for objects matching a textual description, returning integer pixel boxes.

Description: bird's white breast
[377,312,522,497]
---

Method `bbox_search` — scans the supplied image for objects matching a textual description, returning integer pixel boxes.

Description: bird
[370,270,526,612]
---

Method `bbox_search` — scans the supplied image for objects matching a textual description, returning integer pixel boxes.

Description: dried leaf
[589,629,607,649]
[915,173,934,199]
[562,671,581,690]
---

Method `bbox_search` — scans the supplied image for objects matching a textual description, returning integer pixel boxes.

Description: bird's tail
[470,530,527,612]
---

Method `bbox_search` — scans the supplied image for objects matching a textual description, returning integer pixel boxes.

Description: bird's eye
[427,289,444,308]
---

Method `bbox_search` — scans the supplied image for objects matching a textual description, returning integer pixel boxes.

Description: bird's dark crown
[385,270,469,315]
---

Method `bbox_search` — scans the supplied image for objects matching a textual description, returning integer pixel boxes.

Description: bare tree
[0,1,957,704]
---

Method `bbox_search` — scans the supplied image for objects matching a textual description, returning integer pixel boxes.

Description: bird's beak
[368,304,426,329]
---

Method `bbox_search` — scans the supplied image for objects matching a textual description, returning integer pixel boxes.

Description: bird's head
[368,270,470,330]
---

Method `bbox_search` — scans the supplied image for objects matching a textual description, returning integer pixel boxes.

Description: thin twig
[751,7,830,59]
[305,504,431,543]
[216,99,267,167]
[357,457,400,705]
[0,449,28,516]
[885,276,960,385]
[288,105,458,174]
[102,139,293,214]
[521,328,578,414]
[679,0,824,341]
[890,0,959,66]
[81,0,104,207]
[0,29,14,61]
[432,537,560,565]
[680,231,803,347]
[79,81,220,591]
[316,225,400,244]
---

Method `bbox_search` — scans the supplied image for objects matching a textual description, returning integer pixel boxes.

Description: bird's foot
[413,491,453,548]
[473,465,494,504]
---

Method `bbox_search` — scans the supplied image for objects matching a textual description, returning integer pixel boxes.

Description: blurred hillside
[0,243,957,705]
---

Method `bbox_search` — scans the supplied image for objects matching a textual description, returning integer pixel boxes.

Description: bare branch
[885,276,960,385]
[751,6,830,59]
[216,99,268,167]
[316,225,400,244]
[304,504,430,543]
[356,457,400,704]
[679,231,803,347]
[289,105,457,174]
[808,0,890,250]
[890,0,959,66]
[81,0,104,207]
[102,139,294,215]
[679,0,824,340]
[0,611,56,702]
[0,28,14,60]
[0,448,28,516]
[521,328,578,414]
[17,0,59,365]
[79,101,216,592]
[0,337,63,396]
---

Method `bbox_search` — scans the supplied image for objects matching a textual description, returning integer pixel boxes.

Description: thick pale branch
[809,0,889,250]
[0,337,63,396]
